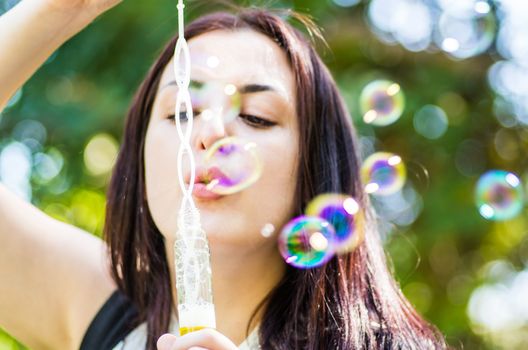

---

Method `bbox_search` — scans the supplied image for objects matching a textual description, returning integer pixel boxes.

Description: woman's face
[144,29,299,255]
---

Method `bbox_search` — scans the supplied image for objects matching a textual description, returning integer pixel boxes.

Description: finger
[157,333,178,350]
[165,329,238,350]
[156,333,212,350]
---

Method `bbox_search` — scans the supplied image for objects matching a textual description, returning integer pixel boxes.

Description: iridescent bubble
[204,137,262,195]
[191,82,241,124]
[360,80,405,126]
[361,152,407,195]
[305,194,363,253]
[278,216,336,269]
[475,170,524,221]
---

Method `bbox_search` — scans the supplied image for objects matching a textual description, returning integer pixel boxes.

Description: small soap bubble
[204,137,263,195]
[360,80,405,126]
[305,194,363,253]
[206,55,220,69]
[278,216,336,269]
[261,223,276,238]
[361,152,407,195]
[475,170,524,221]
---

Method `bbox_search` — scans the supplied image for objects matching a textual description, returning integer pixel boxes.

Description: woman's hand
[157,329,239,350]
[0,0,122,111]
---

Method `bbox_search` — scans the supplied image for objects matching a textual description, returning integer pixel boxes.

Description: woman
[0,0,447,349]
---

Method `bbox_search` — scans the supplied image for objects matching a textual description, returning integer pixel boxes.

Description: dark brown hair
[104,7,447,350]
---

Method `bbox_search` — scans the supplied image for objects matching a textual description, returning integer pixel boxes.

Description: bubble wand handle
[173,0,216,335]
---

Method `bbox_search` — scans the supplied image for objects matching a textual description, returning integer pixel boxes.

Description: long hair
[104,8,446,350]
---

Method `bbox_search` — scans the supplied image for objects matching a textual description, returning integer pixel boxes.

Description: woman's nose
[193,112,227,151]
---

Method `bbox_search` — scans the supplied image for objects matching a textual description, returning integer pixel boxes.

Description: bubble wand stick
[173,0,216,335]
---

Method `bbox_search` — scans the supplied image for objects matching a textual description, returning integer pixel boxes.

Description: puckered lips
[185,166,229,200]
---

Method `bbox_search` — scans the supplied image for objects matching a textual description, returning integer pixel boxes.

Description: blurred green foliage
[1,0,527,349]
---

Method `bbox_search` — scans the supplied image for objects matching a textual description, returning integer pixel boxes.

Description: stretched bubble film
[204,137,263,195]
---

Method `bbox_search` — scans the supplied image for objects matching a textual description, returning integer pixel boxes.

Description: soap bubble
[305,194,363,253]
[361,152,407,195]
[260,223,276,238]
[203,137,262,195]
[475,170,524,221]
[278,216,336,269]
[360,80,405,126]
[436,6,496,59]
[191,81,241,124]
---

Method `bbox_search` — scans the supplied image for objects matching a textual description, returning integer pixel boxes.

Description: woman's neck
[166,239,286,345]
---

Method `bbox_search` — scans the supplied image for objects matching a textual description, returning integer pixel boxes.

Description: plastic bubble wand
[173,0,216,335]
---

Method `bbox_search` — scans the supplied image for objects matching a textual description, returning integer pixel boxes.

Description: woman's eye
[239,114,276,128]
[167,112,275,129]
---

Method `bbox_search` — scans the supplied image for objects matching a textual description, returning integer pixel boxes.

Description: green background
[1,0,527,349]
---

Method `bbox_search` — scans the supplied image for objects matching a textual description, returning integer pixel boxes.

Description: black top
[80,290,139,350]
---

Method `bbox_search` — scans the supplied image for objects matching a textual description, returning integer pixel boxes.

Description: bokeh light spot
[83,133,119,176]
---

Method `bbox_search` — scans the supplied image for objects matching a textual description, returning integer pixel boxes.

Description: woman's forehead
[158,29,295,98]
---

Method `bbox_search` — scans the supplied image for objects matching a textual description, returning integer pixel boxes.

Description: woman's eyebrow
[239,83,275,94]
[161,79,286,97]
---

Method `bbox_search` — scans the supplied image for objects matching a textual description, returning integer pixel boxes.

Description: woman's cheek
[144,123,182,239]
[256,139,297,220]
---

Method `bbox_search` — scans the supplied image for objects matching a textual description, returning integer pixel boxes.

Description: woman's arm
[0,1,121,349]
[0,183,117,349]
